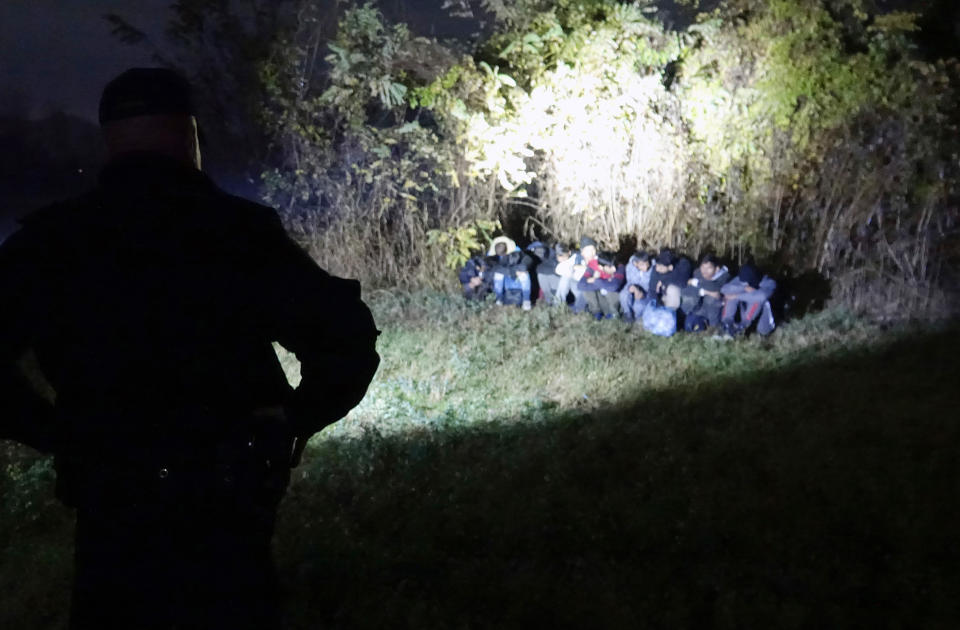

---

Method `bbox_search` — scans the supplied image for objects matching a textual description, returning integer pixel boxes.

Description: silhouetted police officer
[0,68,380,629]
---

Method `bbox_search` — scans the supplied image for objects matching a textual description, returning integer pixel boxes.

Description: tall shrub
[257,4,496,287]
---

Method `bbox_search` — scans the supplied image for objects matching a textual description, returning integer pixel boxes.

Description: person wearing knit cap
[681,253,730,331]
[720,263,778,336]
[532,241,567,306]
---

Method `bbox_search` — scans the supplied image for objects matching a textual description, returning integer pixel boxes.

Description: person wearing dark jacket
[526,241,554,305]
[720,264,777,336]
[648,248,693,309]
[578,254,626,319]
[681,254,730,329]
[0,68,379,630]
[458,255,492,301]
[540,243,572,305]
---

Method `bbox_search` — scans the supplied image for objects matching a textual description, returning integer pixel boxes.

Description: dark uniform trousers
[65,428,291,630]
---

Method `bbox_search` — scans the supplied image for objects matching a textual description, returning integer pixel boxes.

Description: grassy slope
[2,294,959,628]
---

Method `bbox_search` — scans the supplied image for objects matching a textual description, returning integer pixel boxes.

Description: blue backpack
[642,305,677,337]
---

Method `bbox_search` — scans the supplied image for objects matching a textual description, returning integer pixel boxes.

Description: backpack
[642,305,677,337]
[684,314,710,332]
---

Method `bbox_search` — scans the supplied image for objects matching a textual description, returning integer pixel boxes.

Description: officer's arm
[260,216,380,439]
[0,229,57,453]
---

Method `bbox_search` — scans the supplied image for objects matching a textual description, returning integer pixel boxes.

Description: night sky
[0,0,478,122]
[0,1,170,121]
[0,1,943,123]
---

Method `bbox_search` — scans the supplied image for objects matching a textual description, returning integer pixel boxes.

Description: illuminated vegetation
[104,0,959,317]
[241,0,959,318]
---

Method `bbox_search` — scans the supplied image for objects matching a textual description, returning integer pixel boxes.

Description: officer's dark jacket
[0,154,379,497]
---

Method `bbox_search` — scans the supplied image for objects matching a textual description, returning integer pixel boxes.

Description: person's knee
[605,293,620,315]
[680,295,698,314]
[721,297,739,321]
[663,285,681,309]
[758,302,776,335]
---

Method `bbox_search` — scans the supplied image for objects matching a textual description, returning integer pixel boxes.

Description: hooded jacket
[527,241,558,276]
[487,236,518,257]
[649,256,693,294]
[625,254,652,294]
[487,237,532,278]
[688,265,730,294]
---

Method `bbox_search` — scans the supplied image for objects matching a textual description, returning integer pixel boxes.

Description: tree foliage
[122,0,960,315]
[256,3,493,286]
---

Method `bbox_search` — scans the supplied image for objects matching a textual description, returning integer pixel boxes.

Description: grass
[3,293,959,628]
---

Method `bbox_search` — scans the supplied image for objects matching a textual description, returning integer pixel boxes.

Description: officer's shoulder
[14,193,101,245]
[20,193,98,227]
[214,191,284,230]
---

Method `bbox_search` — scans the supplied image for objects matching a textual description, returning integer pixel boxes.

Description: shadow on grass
[278,324,960,629]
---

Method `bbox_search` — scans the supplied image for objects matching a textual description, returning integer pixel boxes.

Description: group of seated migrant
[458,236,776,337]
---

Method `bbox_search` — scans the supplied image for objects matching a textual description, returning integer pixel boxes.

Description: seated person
[620,250,653,322]
[720,264,777,336]
[458,255,492,302]
[578,253,625,319]
[560,236,599,312]
[553,243,578,305]
[681,253,730,329]
[648,248,692,309]
[488,236,532,310]
[532,242,568,306]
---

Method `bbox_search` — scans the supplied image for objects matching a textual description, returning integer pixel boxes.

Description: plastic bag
[642,305,677,337]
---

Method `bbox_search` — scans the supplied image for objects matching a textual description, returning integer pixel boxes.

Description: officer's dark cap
[99,68,195,126]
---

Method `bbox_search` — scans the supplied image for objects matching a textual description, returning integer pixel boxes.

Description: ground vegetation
[3,299,959,628]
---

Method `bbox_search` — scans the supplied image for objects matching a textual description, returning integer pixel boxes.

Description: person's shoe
[593,312,604,321]
[495,300,504,306]
[522,300,532,311]
[604,313,617,320]
[721,321,744,337]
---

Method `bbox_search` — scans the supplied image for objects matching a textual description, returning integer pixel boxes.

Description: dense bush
[119,0,960,317]
[253,4,495,286]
